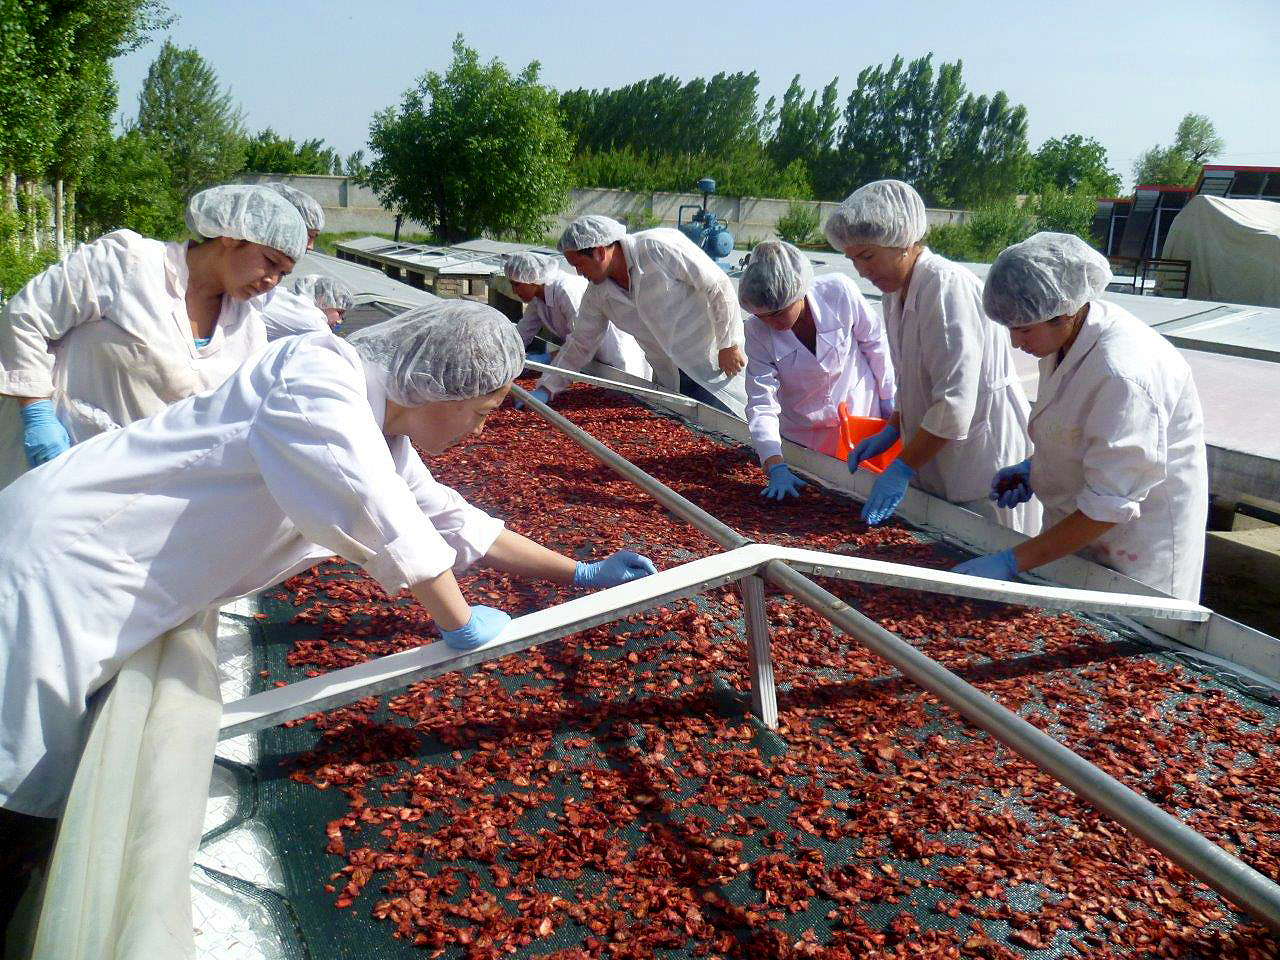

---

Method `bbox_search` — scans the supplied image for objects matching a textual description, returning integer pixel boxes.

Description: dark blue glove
[848,423,900,472]
[761,463,804,501]
[952,549,1018,581]
[20,400,71,468]
[878,398,895,419]
[989,458,1033,509]
[860,458,915,526]
[514,385,552,411]
[573,549,658,588]
[525,350,552,365]
[440,605,512,651]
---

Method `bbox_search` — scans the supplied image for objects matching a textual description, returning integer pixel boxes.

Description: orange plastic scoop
[835,402,901,474]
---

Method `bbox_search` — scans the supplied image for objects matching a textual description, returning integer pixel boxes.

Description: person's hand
[860,459,914,526]
[760,463,804,501]
[19,399,71,468]
[525,350,552,365]
[989,458,1033,509]
[717,345,746,376]
[574,549,658,588]
[439,605,512,651]
[848,423,900,472]
[878,398,895,419]
[514,386,552,411]
[952,549,1018,581]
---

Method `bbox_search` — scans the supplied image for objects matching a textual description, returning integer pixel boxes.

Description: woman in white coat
[0,301,657,819]
[738,240,895,501]
[0,184,314,487]
[954,233,1208,601]
[827,180,1040,535]
[501,251,651,403]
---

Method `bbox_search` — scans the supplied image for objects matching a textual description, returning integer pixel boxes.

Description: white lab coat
[0,333,504,816]
[522,270,652,391]
[744,273,895,462]
[547,228,746,415]
[881,249,1040,534]
[1028,299,1207,600]
[0,230,284,487]
[260,285,332,340]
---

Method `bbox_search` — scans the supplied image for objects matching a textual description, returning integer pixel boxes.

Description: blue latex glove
[989,458,1034,509]
[860,458,915,526]
[573,549,658,588]
[20,400,71,468]
[761,463,804,501]
[514,385,552,411]
[878,398,895,420]
[525,350,552,365]
[440,605,512,651]
[952,549,1019,581]
[847,423,900,472]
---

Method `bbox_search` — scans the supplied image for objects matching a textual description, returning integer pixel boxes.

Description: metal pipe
[739,575,777,730]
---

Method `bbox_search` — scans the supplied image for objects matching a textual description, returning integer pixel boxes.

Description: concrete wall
[241,173,966,244]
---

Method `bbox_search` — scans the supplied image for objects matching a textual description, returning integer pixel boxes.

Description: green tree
[76,128,183,238]
[1026,134,1121,196]
[767,75,840,191]
[365,35,572,242]
[243,128,340,175]
[1132,113,1223,187]
[137,39,245,200]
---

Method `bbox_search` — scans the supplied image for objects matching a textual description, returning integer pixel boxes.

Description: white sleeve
[1076,376,1167,524]
[545,279,584,342]
[515,300,545,348]
[259,288,330,341]
[919,274,984,440]
[845,282,896,407]
[743,323,784,463]
[536,286,609,397]
[653,238,743,350]
[246,340,461,594]
[0,233,129,397]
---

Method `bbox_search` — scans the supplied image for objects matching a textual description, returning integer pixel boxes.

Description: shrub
[775,201,821,246]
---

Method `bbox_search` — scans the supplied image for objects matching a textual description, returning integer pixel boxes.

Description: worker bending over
[955,233,1207,601]
[738,240,895,502]
[532,215,748,415]
[827,180,1040,535]
[0,301,657,819]
[264,180,325,250]
[290,274,355,330]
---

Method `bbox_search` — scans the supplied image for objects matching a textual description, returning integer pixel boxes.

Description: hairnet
[502,251,558,285]
[185,185,308,262]
[738,240,813,314]
[557,215,626,252]
[264,181,325,232]
[290,274,354,312]
[346,300,524,405]
[983,232,1113,328]
[823,179,927,250]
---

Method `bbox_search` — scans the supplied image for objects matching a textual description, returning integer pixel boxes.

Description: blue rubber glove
[878,398,895,420]
[860,458,915,526]
[952,549,1019,581]
[525,350,552,365]
[513,385,552,411]
[989,458,1034,509]
[761,463,804,501]
[440,605,512,651]
[573,549,658,588]
[848,423,901,472]
[20,400,71,468]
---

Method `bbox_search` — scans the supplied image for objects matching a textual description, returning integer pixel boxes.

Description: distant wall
[235,173,433,235]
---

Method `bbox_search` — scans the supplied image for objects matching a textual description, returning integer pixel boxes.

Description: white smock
[744,273,895,462]
[546,228,746,415]
[880,248,1041,534]
[522,269,652,390]
[0,229,274,488]
[0,331,504,818]
[259,285,332,340]
[1028,299,1207,600]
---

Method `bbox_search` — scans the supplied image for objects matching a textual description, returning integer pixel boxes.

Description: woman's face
[320,307,344,329]
[391,385,512,455]
[509,280,542,303]
[842,242,917,293]
[754,297,805,333]
[219,238,295,299]
[1008,312,1082,358]
[306,229,319,250]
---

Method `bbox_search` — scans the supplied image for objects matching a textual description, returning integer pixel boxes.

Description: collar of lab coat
[766,292,845,371]
[1032,300,1111,419]
[165,240,191,298]
[607,234,644,295]
[361,358,390,430]
[900,247,937,317]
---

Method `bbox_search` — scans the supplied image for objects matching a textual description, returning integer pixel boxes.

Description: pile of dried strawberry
[262,383,1280,959]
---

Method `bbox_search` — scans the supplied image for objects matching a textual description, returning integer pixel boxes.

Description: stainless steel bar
[740,575,777,730]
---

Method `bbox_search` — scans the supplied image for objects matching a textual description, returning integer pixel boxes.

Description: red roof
[1201,164,1280,174]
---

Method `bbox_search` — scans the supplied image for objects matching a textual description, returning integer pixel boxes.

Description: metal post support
[739,575,777,730]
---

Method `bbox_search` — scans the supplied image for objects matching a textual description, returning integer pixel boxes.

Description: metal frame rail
[218,381,1280,931]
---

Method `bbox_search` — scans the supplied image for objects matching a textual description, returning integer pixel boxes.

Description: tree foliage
[137,39,245,201]
[1133,113,1223,187]
[365,35,572,242]
[1026,134,1121,196]
[76,129,182,238]
[243,128,342,175]
[569,147,810,201]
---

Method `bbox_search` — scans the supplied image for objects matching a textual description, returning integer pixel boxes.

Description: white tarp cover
[1163,195,1280,307]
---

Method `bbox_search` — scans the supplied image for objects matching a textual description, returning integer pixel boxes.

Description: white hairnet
[346,300,524,405]
[983,232,1113,328]
[503,251,558,285]
[557,215,626,252]
[264,181,325,232]
[823,179,927,250]
[738,240,813,315]
[185,185,308,262]
[290,274,354,312]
